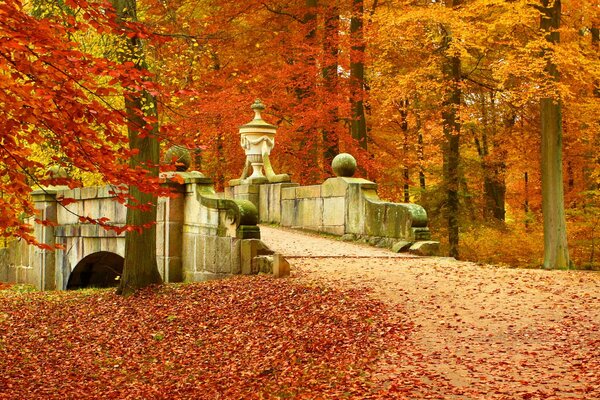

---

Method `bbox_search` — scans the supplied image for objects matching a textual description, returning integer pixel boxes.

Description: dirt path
[260,225,600,399]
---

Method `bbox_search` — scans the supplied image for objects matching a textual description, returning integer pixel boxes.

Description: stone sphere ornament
[46,165,69,179]
[164,145,191,172]
[332,153,357,177]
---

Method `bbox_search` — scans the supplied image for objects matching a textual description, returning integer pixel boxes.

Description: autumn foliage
[0,0,599,267]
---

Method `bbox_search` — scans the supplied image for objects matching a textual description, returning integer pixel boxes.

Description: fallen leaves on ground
[0,276,407,399]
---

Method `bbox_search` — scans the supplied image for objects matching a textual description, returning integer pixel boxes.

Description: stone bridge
[0,101,438,291]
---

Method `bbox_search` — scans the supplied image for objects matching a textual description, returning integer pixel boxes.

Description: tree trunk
[399,100,410,202]
[113,0,162,295]
[480,91,506,221]
[441,0,462,258]
[540,0,570,269]
[350,0,367,149]
[416,107,426,190]
[322,3,340,167]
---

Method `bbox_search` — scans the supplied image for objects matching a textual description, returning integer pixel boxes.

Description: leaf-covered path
[261,226,600,399]
[1,227,598,399]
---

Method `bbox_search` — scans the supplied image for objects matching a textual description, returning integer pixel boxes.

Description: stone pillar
[157,179,185,283]
[31,189,58,290]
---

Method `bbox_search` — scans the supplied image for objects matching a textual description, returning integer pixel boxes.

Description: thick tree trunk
[540,0,570,269]
[350,0,367,149]
[113,0,162,295]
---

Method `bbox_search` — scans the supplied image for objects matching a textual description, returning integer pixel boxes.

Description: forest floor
[261,225,600,399]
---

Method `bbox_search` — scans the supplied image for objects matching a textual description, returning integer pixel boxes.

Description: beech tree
[112,0,163,294]
[539,0,570,269]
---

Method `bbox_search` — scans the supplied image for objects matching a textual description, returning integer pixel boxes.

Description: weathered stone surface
[253,255,273,274]
[272,253,290,278]
[392,241,412,253]
[341,234,356,241]
[321,226,345,235]
[298,198,323,229]
[321,178,349,198]
[409,241,440,256]
[281,187,297,200]
[323,197,345,226]
[280,200,296,227]
[332,153,357,177]
[295,185,321,199]
[258,183,298,224]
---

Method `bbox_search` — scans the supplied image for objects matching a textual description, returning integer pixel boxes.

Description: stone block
[182,233,197,277]
[321,226,345,236]
[80,187,97,200]
[166,222,183,257]
[167,195,185,222]
[413,227,431,241]
[216,237,233,274]
[115,237,126,257]
[258,183,299,224]
[234,184,260,195]
[157,199,166,222]
[72,188,82,200]
[230,240,241,275]
[281,187,297,200]
[240,240,256,275]
[96,186,111,199]
[323,197,345,226]
[409,241,440,256]
[114,201,127,224]
[321,178,349,198]
[237,225,260,239]
[156,223,165,257]
[280,200,296,227]
[295,185,321,199]
[344,185,364,235]
[184,193,201,225]
[392,241,412,253]
[253,255,272,274]
[202,236,217,272]
[82,237,101,255]
[298,198,323,229]
[80,224,100,238]
[272,253,290,278]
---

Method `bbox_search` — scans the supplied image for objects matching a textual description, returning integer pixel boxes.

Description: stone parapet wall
[0,170,289,290]
[228,176,434,251]
[56,186,127,226]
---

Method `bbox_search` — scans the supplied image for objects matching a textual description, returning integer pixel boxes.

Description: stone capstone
[332,153,357,177]
[409,241,440,256]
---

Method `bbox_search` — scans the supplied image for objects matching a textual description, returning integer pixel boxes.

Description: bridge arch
[66,251,124,290]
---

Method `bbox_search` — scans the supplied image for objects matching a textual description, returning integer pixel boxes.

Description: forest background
[1,0,599,269]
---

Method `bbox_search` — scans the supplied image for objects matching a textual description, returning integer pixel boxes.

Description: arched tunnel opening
[66,252,124,290]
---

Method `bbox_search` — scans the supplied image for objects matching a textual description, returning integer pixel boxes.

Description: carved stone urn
[230,99,290,186]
